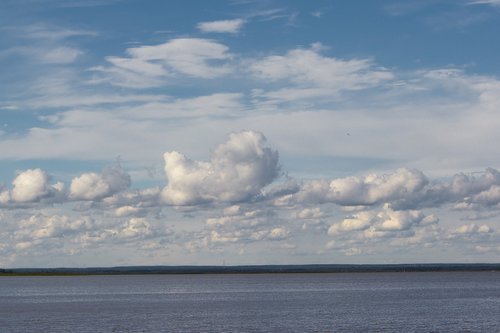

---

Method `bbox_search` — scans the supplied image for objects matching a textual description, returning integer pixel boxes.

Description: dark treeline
[1,263,500,276]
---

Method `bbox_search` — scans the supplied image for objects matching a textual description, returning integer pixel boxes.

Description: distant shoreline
[1,263,499,276]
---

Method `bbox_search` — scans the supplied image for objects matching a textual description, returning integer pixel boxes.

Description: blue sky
[1,0,500,267]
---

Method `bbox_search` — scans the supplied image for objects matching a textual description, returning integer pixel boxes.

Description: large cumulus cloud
[162,131,280,205]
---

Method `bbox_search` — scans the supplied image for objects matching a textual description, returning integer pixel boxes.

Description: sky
[1,0,500,268]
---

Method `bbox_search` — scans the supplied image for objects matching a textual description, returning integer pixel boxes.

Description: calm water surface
[0,271,499,332]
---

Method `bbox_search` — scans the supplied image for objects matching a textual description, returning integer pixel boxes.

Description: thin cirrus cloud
[91,38,234,88]
[467,0,500,5]
[249,44,394,102]
[197,18,246,34]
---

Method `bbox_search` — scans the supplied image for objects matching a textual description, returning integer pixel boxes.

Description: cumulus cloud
[328,211,374,235]
[197,19,246,34]
[114,205,144,217]
[69,165,131,201]
[29,215,95,240]
[92,38,233,88]
[119,218,154,239]
[2,169,64,203]
[328,204,438,237]
[394,168,500,210]
[162,131,280,205]
[205,207,289,245]
[295,207,324,219]
[102,187,161,209]
[279,168,427,207]
[12,214,96,251]
[274,167,500,214]
[452,223,493,235]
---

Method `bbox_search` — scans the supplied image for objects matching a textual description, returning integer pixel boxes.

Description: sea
[0,271,499,332]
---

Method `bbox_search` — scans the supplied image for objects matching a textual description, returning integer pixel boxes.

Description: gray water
[0,272,499,332]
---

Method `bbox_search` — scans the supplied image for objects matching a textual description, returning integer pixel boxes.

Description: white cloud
[376,206,428,231]
[115,205,143,217]
[452,223,493,235]
[9,169,64,203]
[280,168,428,207]
[250,45,393,100]
[119,218,154,239]
[92,38,233,88]
[329,204,437,238]
[328,211,374,235]
[69,165,131,201]
[276,167,500,214]
[468,0,500,6]
[162,131,280,205]
[30,215,95,240]
[20,23,98,41]
[295,207,323,219]
[205,207,289,245]
[197,19,246,34]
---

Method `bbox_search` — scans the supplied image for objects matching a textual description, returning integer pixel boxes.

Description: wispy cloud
[467,0,500,6]
[91,38,233,88]
[249,43,394,102]
[197,18,246,34]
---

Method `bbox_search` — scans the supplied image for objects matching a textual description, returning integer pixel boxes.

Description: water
[0,272,499,332]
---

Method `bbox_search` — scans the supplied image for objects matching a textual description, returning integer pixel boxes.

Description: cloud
[452,223,493,235]
[119,217,154,239]
[29,215,95,240]
[274,166,500,214]
[162,131,280,205]
[69,165,131,201]
[328,204,438,241]
[467,0,500,6]
[295,207,324,219]
[197,19,246,34]
[92,38,233,88]
[278,168,428,207]
[394,168,500,210]
[20,23,98,41]
[328,211,374,235]
[205,207,289,245]
[250,44,393,101]
[114,205,144,217]
[3,169,64,203]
